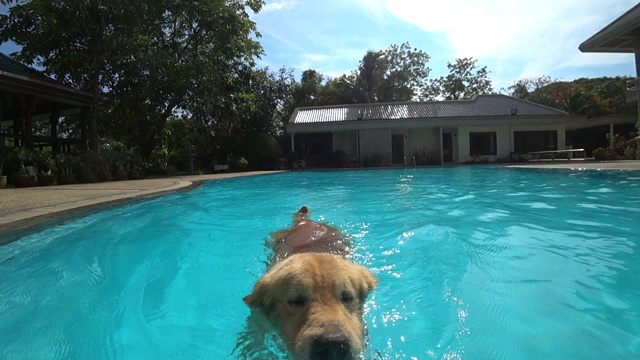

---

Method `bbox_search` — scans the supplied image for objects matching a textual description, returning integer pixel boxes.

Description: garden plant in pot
[13,148,38,188]
[35,151,57,186]
[78,151,99,183]
[95,150,113,182]
[55,153,78,185]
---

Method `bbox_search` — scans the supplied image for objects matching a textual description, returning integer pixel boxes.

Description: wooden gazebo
[0,52,94,154]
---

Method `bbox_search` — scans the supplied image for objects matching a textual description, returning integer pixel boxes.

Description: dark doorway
[391,134,404,164]
[442,132,453,163]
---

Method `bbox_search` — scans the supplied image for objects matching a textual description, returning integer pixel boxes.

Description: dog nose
[310,334,352,360]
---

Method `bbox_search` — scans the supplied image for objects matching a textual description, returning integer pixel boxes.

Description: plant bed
[37,174,57,186]
[112,169,128,181]
[79,169,98,183]
[97,170,113,182]
[57,174,77,185]
[14,175,37,188]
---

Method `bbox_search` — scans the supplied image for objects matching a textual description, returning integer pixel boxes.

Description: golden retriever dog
[242,206,377,360]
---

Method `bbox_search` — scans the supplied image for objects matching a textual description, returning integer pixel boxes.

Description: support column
[439,126,443,165]
[24,94,35,150]
[80,106,89,151]
[609,123,615,147]
[12,95,22,147]
[50,107,61,154]
[290,133,295,154]
[634,36,640,124]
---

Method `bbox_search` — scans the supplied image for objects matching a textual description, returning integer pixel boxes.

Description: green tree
[354,50,388,103]
[428,57,493,100]
[508,76,636,117]
[383,42,431,101]
[293,69,325,107]
[1,0,265,159]
[208,65,295,161]
[507,76,555,102]
[342,42,431,103]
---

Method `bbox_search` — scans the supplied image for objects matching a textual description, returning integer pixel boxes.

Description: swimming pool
[1,167,639,359]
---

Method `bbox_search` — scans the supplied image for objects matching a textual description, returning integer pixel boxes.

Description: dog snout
[310,334,352,360]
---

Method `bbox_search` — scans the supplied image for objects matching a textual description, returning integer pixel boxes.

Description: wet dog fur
[242,206,377,360]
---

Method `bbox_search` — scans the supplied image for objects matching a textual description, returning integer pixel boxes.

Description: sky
[251,0,639,92]
[0,1,638,93]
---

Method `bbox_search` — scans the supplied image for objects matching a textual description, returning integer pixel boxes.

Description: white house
[286,94,587,166]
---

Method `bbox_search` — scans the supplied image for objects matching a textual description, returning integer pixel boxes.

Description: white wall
[360,128,392,162]
[408,128,439,154]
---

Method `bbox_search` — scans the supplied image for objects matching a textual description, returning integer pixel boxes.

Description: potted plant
[35,151,57,186]
[56,153,78,185]
[128,153,143,180]
[78,151,98,183]
[13,148,38,188]
[96,150,113,182]
[112,151,128,181]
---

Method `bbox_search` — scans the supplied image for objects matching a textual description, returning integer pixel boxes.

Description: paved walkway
[0,171,279,235]
[506,159,640,171]
[1,161,639,237]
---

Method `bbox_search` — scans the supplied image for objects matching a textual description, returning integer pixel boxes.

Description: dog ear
[243,279,269,308]
[356,266,378,302]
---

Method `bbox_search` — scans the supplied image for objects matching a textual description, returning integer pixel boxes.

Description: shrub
[330,150,349,168]
[412,148,439,165]
[228,155,249,172]
[362,153,385,167]
[236,132,283,169]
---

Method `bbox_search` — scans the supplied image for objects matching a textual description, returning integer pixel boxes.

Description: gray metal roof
[290,94,568,124]
[0,52,65,86]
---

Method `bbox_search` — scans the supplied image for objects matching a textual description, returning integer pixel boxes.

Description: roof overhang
[565,114,637,130]
[579,4,640,53]
[286,115,587,134]
[0,70,93,106]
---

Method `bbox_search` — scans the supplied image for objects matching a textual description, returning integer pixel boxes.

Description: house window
[469,132,497,156]
[514,131,557,153]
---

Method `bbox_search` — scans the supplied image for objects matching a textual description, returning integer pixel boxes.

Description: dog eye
[341,291,355,305]
[287,295,306,307]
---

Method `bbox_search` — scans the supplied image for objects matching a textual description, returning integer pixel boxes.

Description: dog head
[243,253,377,360]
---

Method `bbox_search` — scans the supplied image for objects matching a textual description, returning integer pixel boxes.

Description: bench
[214,164,229,172]
[528,149,586,161]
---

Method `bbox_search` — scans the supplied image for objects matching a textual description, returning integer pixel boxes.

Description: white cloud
[374,0,638,73]
[261,0,296,13]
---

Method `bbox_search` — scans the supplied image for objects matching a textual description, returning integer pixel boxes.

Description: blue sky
[1,1,638,93]
[251,0,639,91]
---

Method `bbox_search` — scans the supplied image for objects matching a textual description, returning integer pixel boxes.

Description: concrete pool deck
[1,161,639,237]
[0,171,280,236]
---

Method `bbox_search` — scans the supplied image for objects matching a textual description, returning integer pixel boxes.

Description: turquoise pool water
[1,167,639,359]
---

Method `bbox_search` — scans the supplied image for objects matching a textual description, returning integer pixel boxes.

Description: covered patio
[0,53,94,154]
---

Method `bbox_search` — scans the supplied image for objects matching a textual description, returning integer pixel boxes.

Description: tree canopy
[427,57,493,100]
[507,76,636,117]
